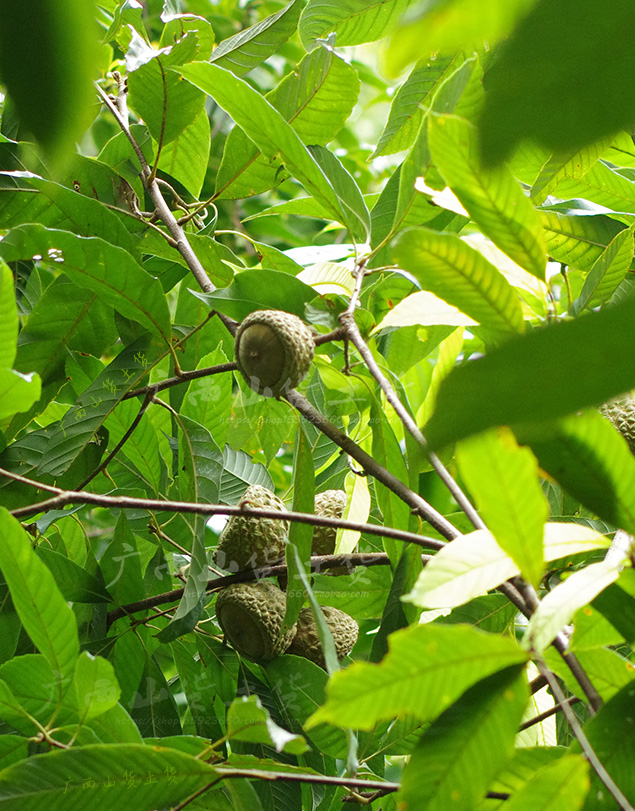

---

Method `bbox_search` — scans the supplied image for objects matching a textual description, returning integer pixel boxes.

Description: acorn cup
[215,580,296,661]
[287,606,359,669]
[234,309,315,397]
[312,490,353,576]
[213,484,289,572]
[600,393,635,454]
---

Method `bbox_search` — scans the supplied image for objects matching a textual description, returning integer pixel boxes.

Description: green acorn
[287,606,359,669]
[235,309,315,397]
[215,581,296,660]
[312,490,352,576]
[213,484,289,572]
[600,393,635,454]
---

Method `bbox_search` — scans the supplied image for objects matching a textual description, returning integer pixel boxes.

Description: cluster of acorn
[212,484,358,668]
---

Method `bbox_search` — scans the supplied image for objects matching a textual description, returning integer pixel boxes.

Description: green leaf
[127,31,205,146]
[0,509,78,685]
[307,145,370,242]
[516,411,635,535]
[299,0,417,51]
[15,276,117,387]
[176,62,355,230]
[227,695,308,754]
[502,755,590,811]
[193,269,316,321]
[0,0,98,163]
[428,114,546,279]
[571,224,635,314]
[73,653,121,721]
[524,558,626,654]
[210,0,302,76]
[405,524,609,610]
[530,139,617,204]
[549,161,635,216]
[38,334,161,477]
[0,262,17,368]
[456,428,548,587]
[392,227,524,333]
[104,398,164,496]
[539,207,629,274]
[0,368,41,421]
[0,172,137,254]
[479,0,635,164]
[398,667,528,811]
[305,624,527,731]
[284,423,315,632]
[424,293,635,450]
[157,105,210,197]
[35,547,111,603]
[0,225,171,343]
[0,744,217,811]
[385,0,536,74]
[569,679,635,808]
[373,55,457,158]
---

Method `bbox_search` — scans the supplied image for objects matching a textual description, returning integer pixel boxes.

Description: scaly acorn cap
[213,484,289,572]
[287,606,359,669]
[235,309,315,397]
[600,393,635,454]
[312,490,352,576]
[215,581,296,660]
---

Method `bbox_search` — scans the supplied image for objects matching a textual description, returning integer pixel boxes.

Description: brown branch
[123,362,237,400]
[284,391,459,541]
[106,552,419,625]
[518,695,580,731]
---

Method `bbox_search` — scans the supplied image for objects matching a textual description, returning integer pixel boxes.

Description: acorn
[213,484,289,572]
[287,606,359,669]
[215,580,296,660]
[234,309,315,397]
[312,490,352,576]
[600,393,635,454]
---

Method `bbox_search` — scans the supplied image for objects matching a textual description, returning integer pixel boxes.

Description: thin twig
[518,695,580,731]
[285,391,460,541]
[536,661,634,811]
[77,390,155,489]
[107,552,418,624]
[123,362,237,400]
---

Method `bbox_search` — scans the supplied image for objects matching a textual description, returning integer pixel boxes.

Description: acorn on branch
[599,393,635,454]
[213,484,289,572]
[312,490,352,576]
[215,580,296,661]
[234,309,315,397]
[287,606,359,669]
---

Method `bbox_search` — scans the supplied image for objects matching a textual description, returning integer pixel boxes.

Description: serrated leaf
[219,447,274,505]
[211,0,301,76]
[550,161,635,216]
[0,744,217,811]
[456,428,548,587]
[176,62,355,229]
[428,114,546,278]
[392,227,524,333]
[0,224,171,342]
[299,0,417,51]
[227,695,308,754]
[157,105,210,197]
[405,524,610,610]
[0,509,78,686]
[305,624,527,730]
[524,558,626,654]
[539,207,629,273]
[424,292,635,450]
[530,139,614,204]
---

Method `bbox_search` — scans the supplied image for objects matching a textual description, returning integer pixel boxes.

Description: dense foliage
[2,1,635,809]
